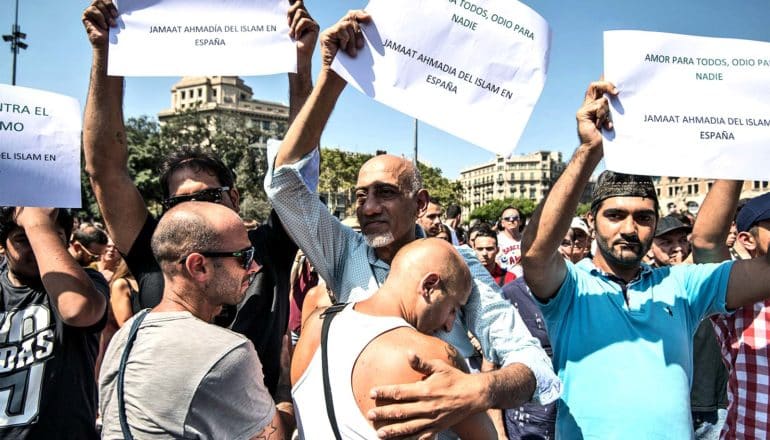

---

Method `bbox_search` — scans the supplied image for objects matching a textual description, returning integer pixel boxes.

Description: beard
[595,233,650,268]
[364,231,395,248]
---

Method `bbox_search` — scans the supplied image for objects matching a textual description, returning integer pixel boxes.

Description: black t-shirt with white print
[0,265,108,439]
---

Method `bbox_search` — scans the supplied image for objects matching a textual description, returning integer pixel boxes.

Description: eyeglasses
[162,187,230,210]
[179,246,256,269]
[502,216,520,222]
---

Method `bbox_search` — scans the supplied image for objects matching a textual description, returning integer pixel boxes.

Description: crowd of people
[1,1,768,439]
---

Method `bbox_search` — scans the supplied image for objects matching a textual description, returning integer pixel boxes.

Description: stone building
[655,177,770,215]
[459,152,574,220]
[157,76,288,140]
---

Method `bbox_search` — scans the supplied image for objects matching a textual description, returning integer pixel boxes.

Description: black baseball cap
[655,215,692,238]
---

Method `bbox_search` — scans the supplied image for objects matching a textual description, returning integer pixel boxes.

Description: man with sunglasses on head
[99,202,286,439]
[81,0,319,405]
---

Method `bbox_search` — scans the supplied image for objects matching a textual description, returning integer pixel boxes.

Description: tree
[78,110,279,222]
[470,198,537,223]
[416,162,463,207]
[576,202,592,217]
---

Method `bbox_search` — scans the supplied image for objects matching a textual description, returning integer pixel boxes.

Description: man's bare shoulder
[352,327,468,415]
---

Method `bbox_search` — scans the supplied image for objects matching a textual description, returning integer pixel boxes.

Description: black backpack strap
[320,303,348,440]
[117,309,151,440]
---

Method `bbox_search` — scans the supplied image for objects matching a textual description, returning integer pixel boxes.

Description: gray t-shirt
[99,311,276,439]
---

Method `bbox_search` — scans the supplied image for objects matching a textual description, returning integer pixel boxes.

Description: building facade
[655,177,770,215]
[459,152,567,218]
[157,76,289,138]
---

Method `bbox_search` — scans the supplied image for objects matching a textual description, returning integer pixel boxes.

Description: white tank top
[292,304,412,439]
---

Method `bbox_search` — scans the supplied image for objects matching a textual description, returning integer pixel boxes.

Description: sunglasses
[502,216,520,222]
[79,244,104,262]
[179,246,256,269]
[163,187,230,211]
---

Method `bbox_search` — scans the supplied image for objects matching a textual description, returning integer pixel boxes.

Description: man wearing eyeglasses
[99,202,286,439]
[81,0,319,405]
[497,207,524,276]
[266,11,559,439]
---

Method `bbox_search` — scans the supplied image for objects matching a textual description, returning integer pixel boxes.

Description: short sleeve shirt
[540,259,733,438]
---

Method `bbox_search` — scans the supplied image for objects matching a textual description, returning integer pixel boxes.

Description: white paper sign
[331,0,551,157]
[108,0,296,76]
[0,85,82,208]
[604,31,770,180]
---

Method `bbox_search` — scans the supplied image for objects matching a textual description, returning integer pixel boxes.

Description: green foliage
[469,198,537,223]
[79,110,278,221]
[416,162,463,207]
[576,202,592,217]
[318,148,371,194]
[79,115,458,223]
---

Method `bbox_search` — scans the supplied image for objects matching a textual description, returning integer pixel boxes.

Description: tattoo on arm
[444,343,470,373]
[253,420,280,439]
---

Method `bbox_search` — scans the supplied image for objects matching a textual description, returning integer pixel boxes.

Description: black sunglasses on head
[179,246,256,270]
[163,187,230,210]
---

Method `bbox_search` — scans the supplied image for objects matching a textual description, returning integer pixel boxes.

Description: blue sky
[1,0,769,179]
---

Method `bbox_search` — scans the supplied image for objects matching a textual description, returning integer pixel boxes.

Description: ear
[586,211,595,232]
[415,189,430,218]
[419,272,441,300]
[184,253,210,282]
[228,187,241,213]
[737,231,757,251]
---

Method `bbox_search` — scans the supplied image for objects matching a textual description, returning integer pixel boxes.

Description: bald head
[389,238,471,302]
[358,154,422,196]
[151,202,246,276]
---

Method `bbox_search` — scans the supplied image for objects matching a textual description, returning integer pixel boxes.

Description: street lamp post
[2,0,28,85]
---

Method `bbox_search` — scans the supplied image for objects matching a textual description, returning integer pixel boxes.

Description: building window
[754,181,761,190]
[212,88,217,97]
[668,187,673,197]
[708,182,713,190]
[181,91,186,99]
[198,88,203,97]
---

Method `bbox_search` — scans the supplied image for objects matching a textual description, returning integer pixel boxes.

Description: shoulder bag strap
[320,303,348,440]
[117,308,151,440]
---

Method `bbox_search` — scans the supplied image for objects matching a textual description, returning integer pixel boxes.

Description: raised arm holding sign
[521,79,770,438]
[82,0,318,415]
[268,12,560,440]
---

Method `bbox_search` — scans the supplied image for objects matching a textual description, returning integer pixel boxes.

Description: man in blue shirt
[521,80,770,438]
